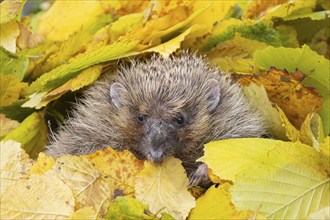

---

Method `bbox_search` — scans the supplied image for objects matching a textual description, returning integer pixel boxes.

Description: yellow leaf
[135,157,196,220]
[207,33,268,74]
[191,0,236,30]
[0,74,27,106]
[0,20,20,53]
[85,147,144,198]
[0,140,33,194]
[201,138,330,219]
[145,27,191,58]
[242,83,288,140]
[320,137,330,157]
[90,13,144,47]
[0,173,75,219]
[69,207,97,220]
[36,64,103,108]
[300,112,325,148]
[0,114,19,138]
[23,40,139,97]
[308,206,330,220]
[243,0,288,19]
[53,156,111,215]
[3,112,48,159]
[37,1,105,41]
[0,0,25,24]
[189,184,236,219]
[181,24,210,49]
[29,152,55,175]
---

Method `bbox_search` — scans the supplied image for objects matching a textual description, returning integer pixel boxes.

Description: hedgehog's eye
[176,115,185,125]
[137,114,145,123]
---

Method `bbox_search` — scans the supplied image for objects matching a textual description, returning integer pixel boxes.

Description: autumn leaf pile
[1,0,329,219]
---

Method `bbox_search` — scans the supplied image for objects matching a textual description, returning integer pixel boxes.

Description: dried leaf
[0,140,33,194]
[53,156,111,215]
[0,173,75,219]
[238,68,323,130]
[0,114,19,137]
[29,152,55,175]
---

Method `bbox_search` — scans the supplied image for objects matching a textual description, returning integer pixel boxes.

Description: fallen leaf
[207,33,268,74]
[0,74,27,106]
[53,156,111,215]
[0,172,75,219]
[23,40,139,97]
[0,140,33,194]
[242,83,287,140]
[69,207,97,220]
[254,45,330,135]
[0,114,19,138]
[36,1,105,41]
[35,64,104,109]
[238,68,323,130]
[29,152,55,175]
[3,112,48,159]
[0,48,29,80]
[85,147,144,199]
[105,196,159,220]
[135,157,196,220]
[189,184,236,219]
[145,27,191,58]
[0,20,20,53]
[201,138,330,219]
[0,0,25,24]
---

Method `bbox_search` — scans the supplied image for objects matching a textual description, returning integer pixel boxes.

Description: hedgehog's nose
[147,148,165,164]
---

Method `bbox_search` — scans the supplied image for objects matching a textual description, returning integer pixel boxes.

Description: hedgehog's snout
[147,148,165,164]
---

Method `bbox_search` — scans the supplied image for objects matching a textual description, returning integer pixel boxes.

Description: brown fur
[46,53,267,185]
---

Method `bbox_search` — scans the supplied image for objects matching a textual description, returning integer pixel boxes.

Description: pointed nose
[147,148,165,164]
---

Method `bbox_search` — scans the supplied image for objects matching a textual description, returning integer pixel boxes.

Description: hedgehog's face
[109,77,220,163]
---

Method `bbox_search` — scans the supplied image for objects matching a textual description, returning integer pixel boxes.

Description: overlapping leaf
[200,138,330,219]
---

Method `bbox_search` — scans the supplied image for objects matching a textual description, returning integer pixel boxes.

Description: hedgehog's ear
[207,79,220,111]
[110,83,127,109]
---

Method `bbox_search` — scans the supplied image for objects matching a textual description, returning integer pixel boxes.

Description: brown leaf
[237,67,323,129]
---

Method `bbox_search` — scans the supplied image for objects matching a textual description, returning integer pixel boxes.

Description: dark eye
[176,116,185,125]
[137,114,144,122]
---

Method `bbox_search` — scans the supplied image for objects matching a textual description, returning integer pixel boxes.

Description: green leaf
[3,112,48,159]
[105,196,158,220]
[254,45,330,135]
[201,138,330,219]
[203,20,282,51]
[0,47,29,80]
[0,99,35,122]
[283,10,330,21]
[23,40,139,96]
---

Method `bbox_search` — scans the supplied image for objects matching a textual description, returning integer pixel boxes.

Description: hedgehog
[46,53,267,187]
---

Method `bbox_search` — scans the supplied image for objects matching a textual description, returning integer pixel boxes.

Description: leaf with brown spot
[237,67,323,129]
[85,147,144,199]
